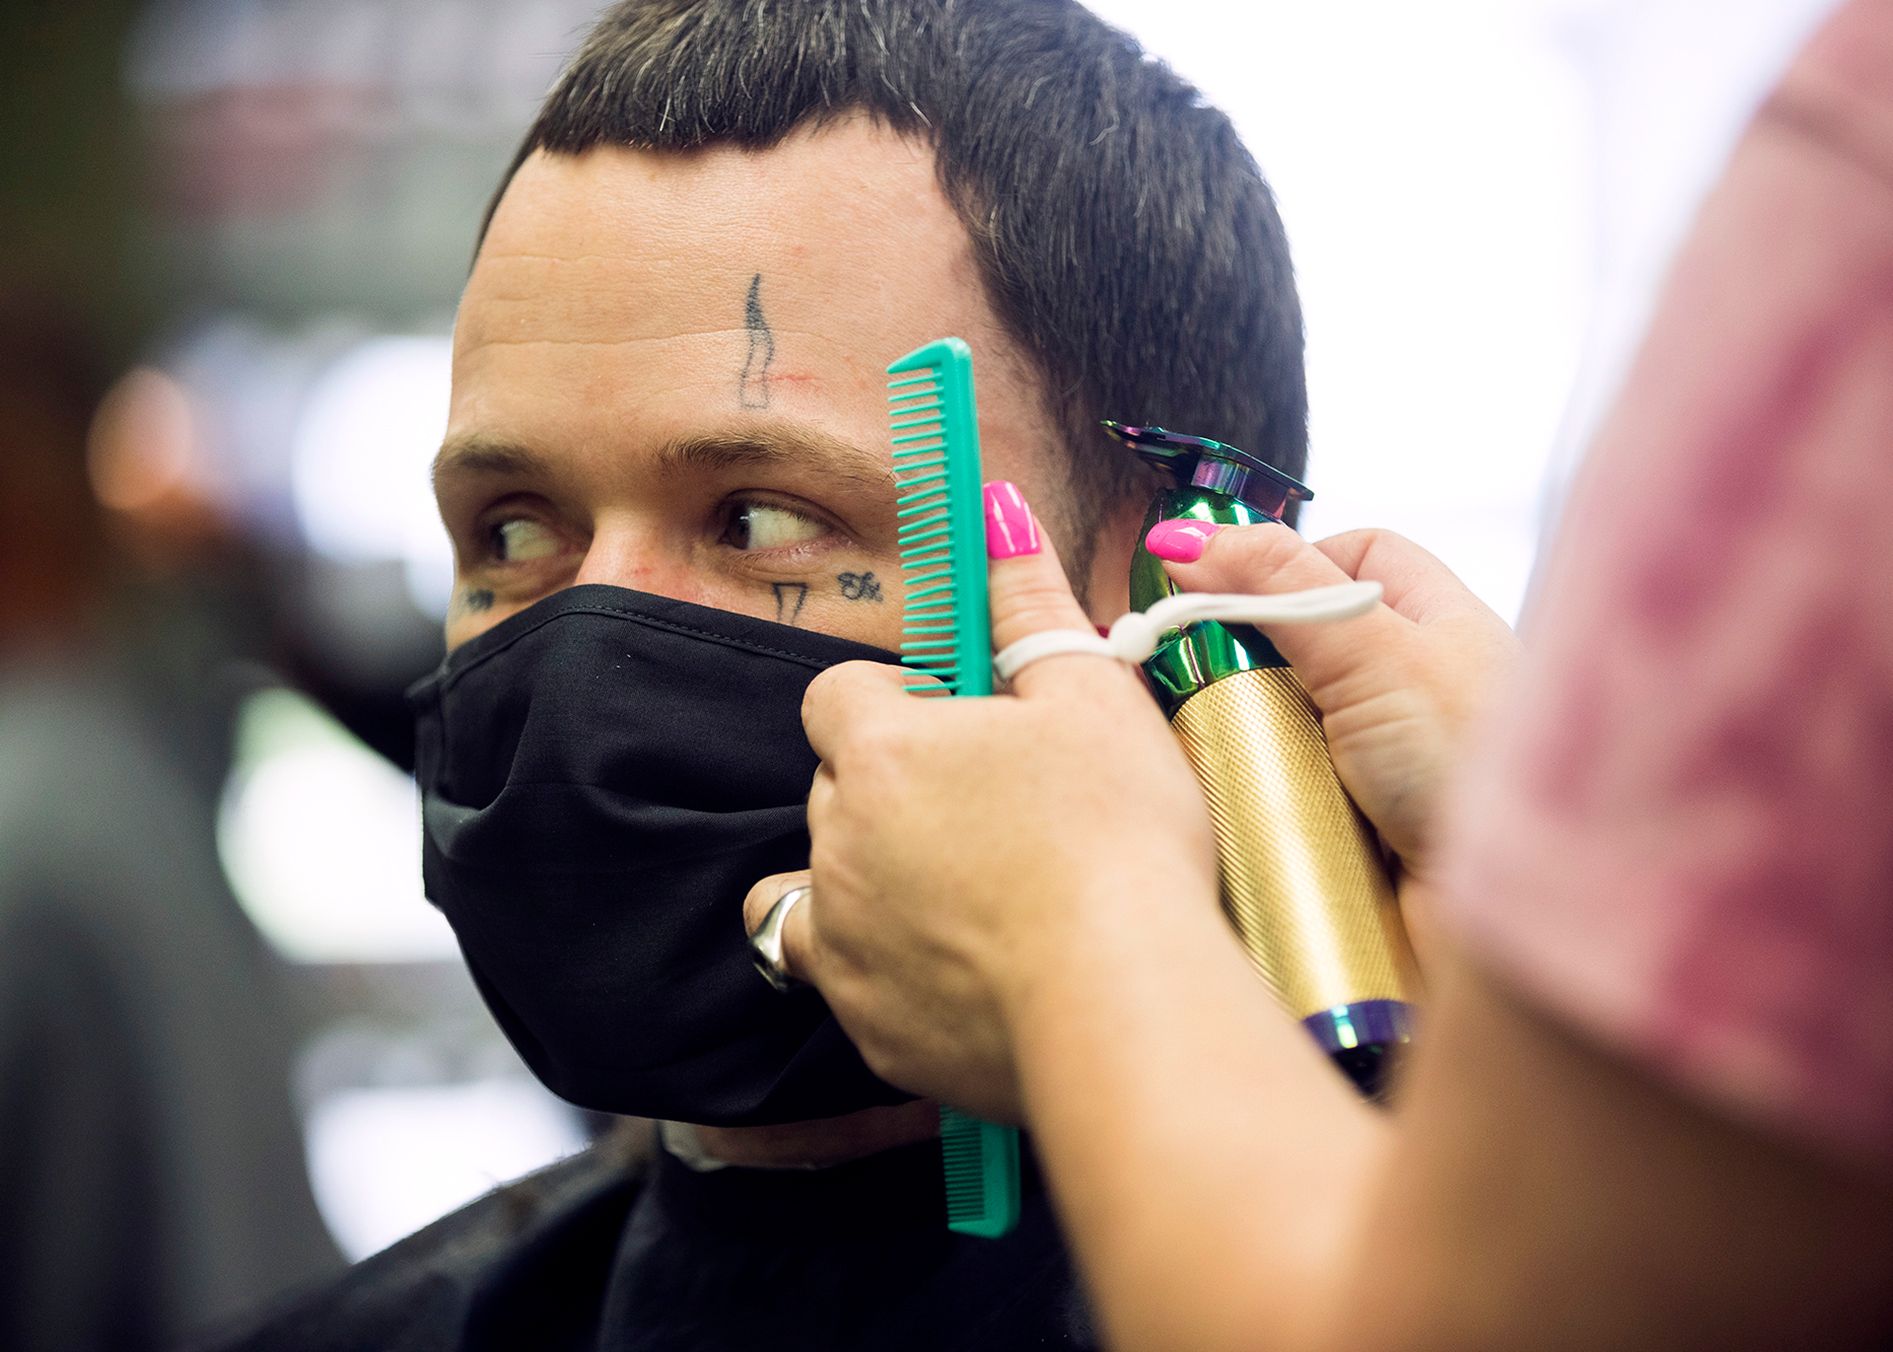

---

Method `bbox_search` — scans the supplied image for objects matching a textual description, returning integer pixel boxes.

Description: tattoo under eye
[739,273,775,410]
[837,571,884,603]
[772,582,809,626]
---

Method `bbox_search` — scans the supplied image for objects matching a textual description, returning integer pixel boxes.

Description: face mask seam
[424,791,812,870]
[429,599,877,698]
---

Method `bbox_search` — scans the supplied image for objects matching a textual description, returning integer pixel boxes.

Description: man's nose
[573,518,711,605]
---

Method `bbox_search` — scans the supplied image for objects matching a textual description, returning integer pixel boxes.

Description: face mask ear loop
[992,581,1382,686]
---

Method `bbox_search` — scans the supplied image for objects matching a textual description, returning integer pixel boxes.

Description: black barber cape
[210,1126,1098,1351]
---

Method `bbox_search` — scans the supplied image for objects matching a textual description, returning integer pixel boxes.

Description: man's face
[438,118,1072,653]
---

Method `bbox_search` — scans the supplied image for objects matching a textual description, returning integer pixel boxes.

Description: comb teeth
[940,1107,1021,1236]
[891,358,962,696]
[940,1113,988,1205]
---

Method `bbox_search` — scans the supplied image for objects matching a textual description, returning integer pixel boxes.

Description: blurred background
[0,0,1841,1343]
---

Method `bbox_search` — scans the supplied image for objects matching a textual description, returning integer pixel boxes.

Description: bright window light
[1072,0,1840,619]
[219,687,459,964]
[290,334,457,616]
[304,1077,590,1260]
[1081,0,1593,620]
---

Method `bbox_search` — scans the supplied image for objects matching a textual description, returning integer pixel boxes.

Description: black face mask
[407,584,913,1126]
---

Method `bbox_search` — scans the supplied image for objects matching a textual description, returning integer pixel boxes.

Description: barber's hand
[743,490,1518,1118]
[745,486,1218,1120]
[1147,518,1521,890]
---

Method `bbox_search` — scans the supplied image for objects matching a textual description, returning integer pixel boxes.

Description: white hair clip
[991,581,1382,684]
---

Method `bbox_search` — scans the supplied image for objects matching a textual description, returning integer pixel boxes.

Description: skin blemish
[456,588,497,614]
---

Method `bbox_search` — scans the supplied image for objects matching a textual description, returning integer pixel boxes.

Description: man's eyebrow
[432,436,552,488]
[656,429,895,493]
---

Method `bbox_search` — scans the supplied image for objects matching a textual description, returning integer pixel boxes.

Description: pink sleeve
[1436,0,1893,1169]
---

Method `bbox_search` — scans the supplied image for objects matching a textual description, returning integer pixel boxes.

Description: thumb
[1148,518,1414,706]
[742,870,819,987]
[983,481,1133,699]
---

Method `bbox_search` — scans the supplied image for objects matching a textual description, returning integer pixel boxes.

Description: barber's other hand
[748,485,1219,1121]
[1149,518,1521,890]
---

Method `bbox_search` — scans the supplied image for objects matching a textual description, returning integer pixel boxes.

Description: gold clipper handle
[1169,666,1415,1020]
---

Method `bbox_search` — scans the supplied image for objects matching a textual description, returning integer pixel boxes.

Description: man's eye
[723,501,827,551]
[487,517,563,563]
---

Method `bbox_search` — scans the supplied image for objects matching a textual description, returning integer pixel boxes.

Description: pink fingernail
[1144,519,1222,563]
[984,481,1042,559]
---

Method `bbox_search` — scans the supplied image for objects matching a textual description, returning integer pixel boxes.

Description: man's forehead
[448,121,1058,517]
[464,129,979,344]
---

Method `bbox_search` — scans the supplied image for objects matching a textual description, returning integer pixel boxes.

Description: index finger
[983,481,1145,701]
[1158,520,1418,698]
[1313,529,1507,629]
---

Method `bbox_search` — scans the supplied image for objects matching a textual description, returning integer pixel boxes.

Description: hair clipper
[1106,422,1417,1097]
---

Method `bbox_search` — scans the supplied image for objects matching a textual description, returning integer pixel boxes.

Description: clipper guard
[1107,421,1418,1098]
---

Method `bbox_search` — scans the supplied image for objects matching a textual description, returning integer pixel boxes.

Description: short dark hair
[490,0,1306,566]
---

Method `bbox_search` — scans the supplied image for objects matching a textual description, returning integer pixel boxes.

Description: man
[223,1,1303,1347]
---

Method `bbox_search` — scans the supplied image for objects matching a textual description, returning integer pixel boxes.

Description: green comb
[887,336,1021,1239]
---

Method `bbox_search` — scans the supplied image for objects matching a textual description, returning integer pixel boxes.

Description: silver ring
[749,884,812,992]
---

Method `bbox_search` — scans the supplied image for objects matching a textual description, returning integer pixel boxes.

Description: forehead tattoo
[739,273,776,411]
